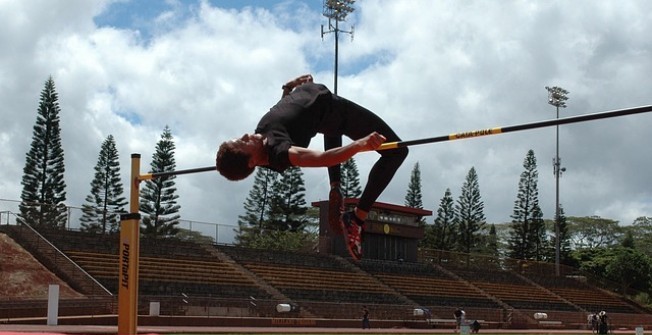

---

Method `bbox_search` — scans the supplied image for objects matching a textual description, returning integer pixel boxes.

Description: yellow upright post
[118,154,142,335]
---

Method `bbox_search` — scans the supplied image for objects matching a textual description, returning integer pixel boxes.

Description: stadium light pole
[546,86,569,277]
[321,0,355,94]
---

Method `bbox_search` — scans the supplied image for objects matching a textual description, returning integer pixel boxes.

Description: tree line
[16,77,652,304]
[408,150,652,303]
[18,77,182,238]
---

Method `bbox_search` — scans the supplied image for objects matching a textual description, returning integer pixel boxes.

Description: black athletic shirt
[255,83,331,172]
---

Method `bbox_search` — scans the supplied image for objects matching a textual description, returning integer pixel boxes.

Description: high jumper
[215,74,408,261]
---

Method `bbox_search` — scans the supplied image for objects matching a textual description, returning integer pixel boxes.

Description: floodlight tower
[546,85,569,276]
[321,0,355,94]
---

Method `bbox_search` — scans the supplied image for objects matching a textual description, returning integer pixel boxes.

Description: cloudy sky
[1,0,651,241]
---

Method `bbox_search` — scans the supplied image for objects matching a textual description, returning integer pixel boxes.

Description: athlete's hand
[289,132,385,167]
[357,132,387,151]
[283,74,313,91]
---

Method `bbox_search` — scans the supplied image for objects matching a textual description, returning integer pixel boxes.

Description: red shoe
[340,211,364,261]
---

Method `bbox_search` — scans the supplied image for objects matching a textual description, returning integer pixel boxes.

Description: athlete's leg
[319,94,408,260]
[325,134,343,233]
[330,95,408,213]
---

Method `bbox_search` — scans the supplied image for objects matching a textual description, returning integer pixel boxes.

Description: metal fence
[0,198,238,245]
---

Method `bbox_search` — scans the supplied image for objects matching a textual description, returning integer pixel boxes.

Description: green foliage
[238,166,311,248]
[455,167,486,254]
[574,246,652,296]
[236,167,278,245]
[405,162,424,209]
[508,150,545,260]
[632,291,651,307]
[341,158,362,198]
[268,166,308,232]
[621,230,635,249]
[567,216,621,249]
[405,162,425,226]
[140,126,181,238]
[422,188,456,250]
[175,228,215,244]
[80,135,127,234]
[573,247,609,276]
[245,229,317,252]
[484,224,500,257]
[302,206,321,233]
[19,76,67,229]
[544,205,574,266]
[628,216,652,257]
[605,248,652,294]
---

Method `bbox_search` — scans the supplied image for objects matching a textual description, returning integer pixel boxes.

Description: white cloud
[1,0,651,236]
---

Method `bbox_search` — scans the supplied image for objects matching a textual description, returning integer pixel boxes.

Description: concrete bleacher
[4,224,650,328]
[27,229,271,300]
[360,259,500,309]
[38,228,215,260]
[218,246,403,303]
[217,245,411,319]
[65,250,270,299]
[36,228,118,254]
[218,245,344,269]
[379,273,498,307]
[452,268,578,311]
[525,273,640,314]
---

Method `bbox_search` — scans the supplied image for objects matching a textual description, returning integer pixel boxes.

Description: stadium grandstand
[1,199,651,331]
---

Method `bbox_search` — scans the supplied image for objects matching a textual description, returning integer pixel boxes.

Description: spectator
[598,311,609,334]
[589,313,599,334]
[454,307,465,333]
[471,320,481,333]
[422,308,432,319]
[362,305,370,329]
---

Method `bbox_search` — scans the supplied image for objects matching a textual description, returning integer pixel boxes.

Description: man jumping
[216,74,407,260]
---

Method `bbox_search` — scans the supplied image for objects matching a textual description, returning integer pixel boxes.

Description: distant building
[312,199,432,262]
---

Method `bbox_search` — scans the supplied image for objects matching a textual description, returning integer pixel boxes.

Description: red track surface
[0,324,645,335]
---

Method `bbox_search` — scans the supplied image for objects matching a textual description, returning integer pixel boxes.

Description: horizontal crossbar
[377,104,652,150]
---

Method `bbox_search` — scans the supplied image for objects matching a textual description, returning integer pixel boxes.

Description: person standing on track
[215,74,408,260]
[362,305,370,329]
[454,307,466,333]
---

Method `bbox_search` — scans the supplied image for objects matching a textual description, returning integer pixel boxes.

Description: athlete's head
[215,134,262,181]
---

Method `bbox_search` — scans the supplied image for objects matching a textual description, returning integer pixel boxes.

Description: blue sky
[94,1,312,30]
[2,0,652,238]
[93,0,357,75]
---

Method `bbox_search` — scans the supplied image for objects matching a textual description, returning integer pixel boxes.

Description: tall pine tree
[236,167,278,245]
[476,224,501,268]
[405,162,424,209]
[19,76,67,229]
[267,166,308,232]
[341,158,362,198]
[80,135,127,234]
[485,224,500,258]
[547,204,572,264]
[508,149,545,260]
[140,126,181,238]
[423,188,456,250]
[455,167,486,254]
[405,162,425,225]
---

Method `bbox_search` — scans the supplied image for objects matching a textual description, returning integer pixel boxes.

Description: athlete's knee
[399,147,408,160]
[387,146,408,164]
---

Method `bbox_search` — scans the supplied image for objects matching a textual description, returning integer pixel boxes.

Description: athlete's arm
[288,132,386,167]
